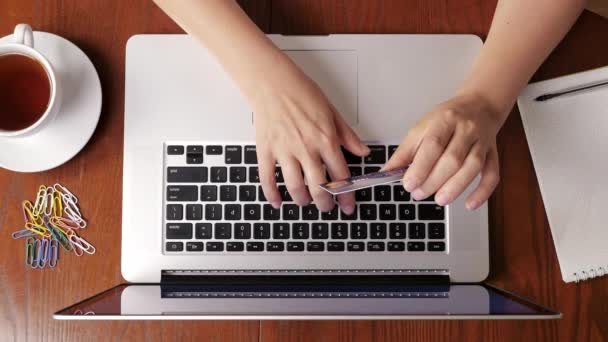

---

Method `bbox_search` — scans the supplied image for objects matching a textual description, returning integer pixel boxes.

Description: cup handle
[14,24,34,48]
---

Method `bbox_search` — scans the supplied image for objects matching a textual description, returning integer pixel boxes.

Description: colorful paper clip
[13,184,92,269]
[12,228,36,240]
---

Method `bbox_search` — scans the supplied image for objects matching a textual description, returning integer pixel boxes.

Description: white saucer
[0,32,102,172]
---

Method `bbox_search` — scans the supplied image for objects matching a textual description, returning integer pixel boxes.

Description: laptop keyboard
[164,143,447,254]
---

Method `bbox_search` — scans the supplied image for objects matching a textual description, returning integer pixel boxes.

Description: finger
[403,121,454,192]
[333,108,370,157]
[465,145,500,210]
[300,157,335,212]
[434,143,487,206]
[382,131,420,171]
[257,146,281,208]
[279,156,311,206]
[321,145,356,215]
[411,126,477,201]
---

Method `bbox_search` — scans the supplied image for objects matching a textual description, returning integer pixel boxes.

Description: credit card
[320,167,407,195]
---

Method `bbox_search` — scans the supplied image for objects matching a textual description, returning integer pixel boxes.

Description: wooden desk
[1,1,606,341]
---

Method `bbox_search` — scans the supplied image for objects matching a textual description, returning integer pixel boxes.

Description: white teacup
[0,24,61,137]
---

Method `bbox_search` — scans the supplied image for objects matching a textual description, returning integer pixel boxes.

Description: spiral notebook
[518,66,608,283]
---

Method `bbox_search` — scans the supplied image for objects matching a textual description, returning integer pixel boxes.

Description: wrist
[454,84,513,121]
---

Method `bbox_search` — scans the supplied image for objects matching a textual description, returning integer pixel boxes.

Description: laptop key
[287,241,305,251]
[167,167,208,183]
[360,204,377,220]
[389,223,406,239]
[274,168,284,182]
[347,242,365,252]
[340,207,358,220]
[166,204,183,220]
[225,146,242,164]
[205,204,222,220]
[230,167,247,183]
[399,204,415,220]
[166,242,183,252]
[267,241,285,252]
[187,145,204,154]
[244,204,261,220]
[387,241,405,251]
[227,242,245,252]
[331,223,348,239]
[186,152,204,164]
[263,204,280,220]
[350,223,367,239]
[206,145,222,155]
[302,204,319,220]
[247,242,264,252]
[210,167,227,183]
[244,145,258,164]
[254,223,271,239]
[364,145,386,164]
[214,223,232,239]
[166,223,193,239]
[341,147,362,164]
[273,223,290,239]
[312,223,329,239]
[327,241,345,251]
[278,186,292,201]
[167,186,198,201]
[374,186,391,201]
[249,167,260,183]
[321,206,339,220]
[367,242,385,251]
[393,186,410,201]
[409,223,426,239]
[258,186,267,202]
[220,185,237,201]
[364,166,381,174]
[239,185,256,201]
[186,204,203,220]
[307,242,325,252]
[388,145,399,159]
[283,204,300,220]
[167,145,184,155]
[428,241,446,251]
[349,166,362,177]
[407,241,425,251]
[370,223,387,239]
[186,242,204,252]
[379,204,396,220]
[225,204,242,220]
[195,223,212,239]
[429,223,445,239]
[206,242,224,252]
[201,185,218,201]
[419,204,445,220]
[234,223,251,239]
[355,188,372,201]
[293,223,310,239]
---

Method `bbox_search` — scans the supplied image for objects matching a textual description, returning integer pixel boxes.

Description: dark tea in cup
[0,53,51,132]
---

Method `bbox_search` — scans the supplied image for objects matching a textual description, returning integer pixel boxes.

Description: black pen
[535,80,608,102]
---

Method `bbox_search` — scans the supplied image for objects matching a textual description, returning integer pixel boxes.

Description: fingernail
[412,189,425,201]
[466,200,478,210]
[342,205,354,215]
[403,178,418,192]
[435,192,448,206]
[272,200,281,209]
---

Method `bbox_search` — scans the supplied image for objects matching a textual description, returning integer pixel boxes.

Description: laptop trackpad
[283,50,358,126]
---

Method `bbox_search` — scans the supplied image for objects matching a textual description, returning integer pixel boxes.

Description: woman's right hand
[249,62,369,214]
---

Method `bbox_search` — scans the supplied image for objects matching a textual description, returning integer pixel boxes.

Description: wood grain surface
[0,1,606,341]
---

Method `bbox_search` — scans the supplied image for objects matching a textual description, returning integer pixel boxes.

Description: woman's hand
[384,92,505,210]
[252,63,369,213]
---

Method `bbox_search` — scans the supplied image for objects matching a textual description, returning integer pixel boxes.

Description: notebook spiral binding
[573,266,607,282]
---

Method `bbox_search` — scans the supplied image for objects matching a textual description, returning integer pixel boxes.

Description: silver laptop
[55,34,559,319]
